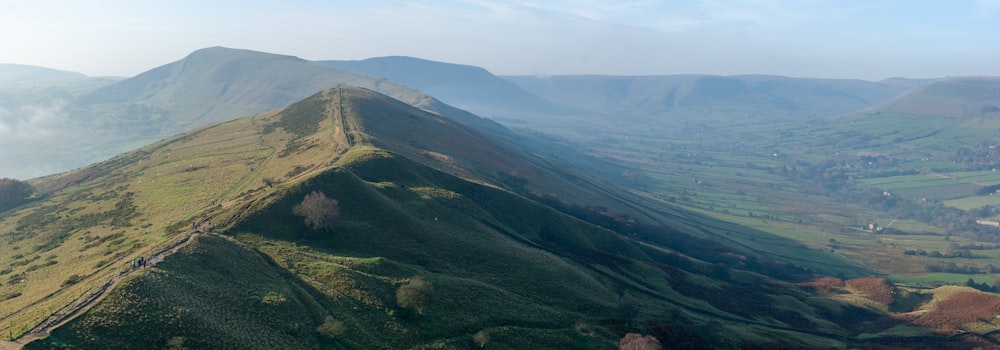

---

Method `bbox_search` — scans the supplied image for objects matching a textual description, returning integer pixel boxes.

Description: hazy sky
[1,0,998,80]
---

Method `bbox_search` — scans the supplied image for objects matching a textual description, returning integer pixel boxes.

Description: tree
[0,178,33,212]
[473,330,490,347]
[396,276,434,315]
[316,316,346,340]
[292,191,340,231]
[619,333,663,350]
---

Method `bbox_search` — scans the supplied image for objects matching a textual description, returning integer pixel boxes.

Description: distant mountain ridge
[0,47,495,179]
[505,74,924,121]
[78,47,441,132]
[0,46,985,181]
[0,64,87,83]
[321,56,568,116]
[858,76,1000,118]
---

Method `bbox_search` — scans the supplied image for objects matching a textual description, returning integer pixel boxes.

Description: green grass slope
[25,234,327,350]
[12,85,896,349]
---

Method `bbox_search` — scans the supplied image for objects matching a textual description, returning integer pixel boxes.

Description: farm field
[572,116,1000,290]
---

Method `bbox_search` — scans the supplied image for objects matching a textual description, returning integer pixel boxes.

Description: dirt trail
[0,225,208,350]
[0,91,355,350]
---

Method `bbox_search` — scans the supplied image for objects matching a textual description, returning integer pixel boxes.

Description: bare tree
[396,276,434,315]
[292,191,340,230]
[316,316,346,340]
[619,333,663,350]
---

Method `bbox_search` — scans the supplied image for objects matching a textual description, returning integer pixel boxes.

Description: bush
[0,178,33,212]
[473,330,489,347]
[166,336,188,350]
[396,276,433,315]
[316,316,345,340]
[292,191,340,231]
[62,274,85,287]
[619,333,663,350]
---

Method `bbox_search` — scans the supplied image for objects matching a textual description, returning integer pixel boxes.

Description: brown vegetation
[845,277,894,305]
[914,291,1000,332]
[799,277,845,295]
[619,333,662,350]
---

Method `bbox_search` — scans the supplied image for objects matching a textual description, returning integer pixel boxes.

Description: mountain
[0,47,499,180]
[505,74,917,122]
[76,47,442,135]
[860,77,1000,118]
[2,85,901,349]
[0,64,87,84]
[320,56,566,116]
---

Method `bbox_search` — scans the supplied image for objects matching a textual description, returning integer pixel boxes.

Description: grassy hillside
[24,234,327,350]
[24,84,1000,348]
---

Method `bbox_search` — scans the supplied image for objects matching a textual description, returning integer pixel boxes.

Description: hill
[0,64,87,84]
[505,74,916,122]
[74,47,443,136]
[321,56,566,116]
[0,47,505,180]
[0,85,912,349]
[860,77,1000,118]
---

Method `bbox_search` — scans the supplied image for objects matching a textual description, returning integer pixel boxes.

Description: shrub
[396,276,433,315]
[619,333,663,350]
[62,274,85,287]
[292,191,340,231]
[166,336,188,350]
[261,291,286,305]
[262,177,277,188]
[0,178,33,212]
[473,330,489,347]
[0,292,22,302]
[316,316,345,340]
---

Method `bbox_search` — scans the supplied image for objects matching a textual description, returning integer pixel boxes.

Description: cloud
[0,98,68,143]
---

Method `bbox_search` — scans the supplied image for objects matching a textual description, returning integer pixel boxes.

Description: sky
[1,0,999,80]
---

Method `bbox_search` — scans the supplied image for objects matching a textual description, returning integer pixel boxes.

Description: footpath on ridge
[0,221,212,350]
[0,87,355,350]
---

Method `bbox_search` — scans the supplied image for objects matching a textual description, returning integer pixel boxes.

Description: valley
[3,48,1000,349]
